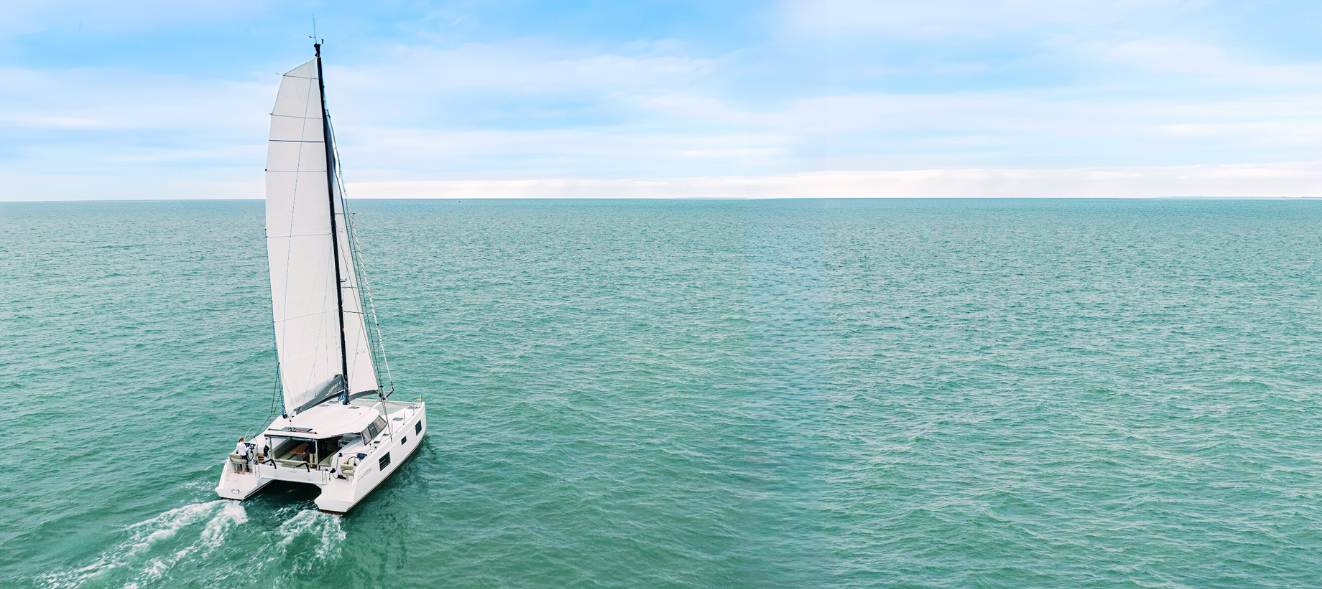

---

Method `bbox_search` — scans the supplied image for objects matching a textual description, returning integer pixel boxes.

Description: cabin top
[264,402,380,440]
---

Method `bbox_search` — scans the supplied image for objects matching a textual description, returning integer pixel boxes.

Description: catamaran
[216,43,425,514]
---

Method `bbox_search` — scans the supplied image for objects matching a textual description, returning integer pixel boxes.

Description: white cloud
[345,161,1322,199]
[0,0,269,35]
[1,169,260,201]
[329,121,793,180]
[8,161,1318,201]
[0,67,271,132]
[4,4,1321,200]
[622,89,1322,160]
[1093,37,1322,85]
[0,64,273,201]
[329,42,718,117]
[781,0,1203,37]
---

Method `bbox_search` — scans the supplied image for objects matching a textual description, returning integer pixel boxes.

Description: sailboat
[216,43,425,514]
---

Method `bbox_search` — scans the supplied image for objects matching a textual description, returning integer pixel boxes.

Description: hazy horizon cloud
[3,1,1322,200]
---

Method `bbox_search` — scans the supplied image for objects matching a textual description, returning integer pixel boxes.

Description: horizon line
[5,195,1321,204]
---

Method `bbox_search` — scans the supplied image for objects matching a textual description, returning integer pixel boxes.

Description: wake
[40,500,343,588]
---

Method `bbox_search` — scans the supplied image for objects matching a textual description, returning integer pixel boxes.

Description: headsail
[266,57,377,415]
[332,163,378,398]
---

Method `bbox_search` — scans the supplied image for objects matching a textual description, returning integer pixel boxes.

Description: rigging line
[267,326,284,424]
[328,165,398,441]
[324,121,383,399]
[351,204,389,393]
[325,181,402,447]
[266,228,284,425]
[322,112,375,390]
[327,112,398,399]
[349,194,396,396]
[360,237,396,396]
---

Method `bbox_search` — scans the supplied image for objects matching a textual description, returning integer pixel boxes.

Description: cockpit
[257,403,387,471]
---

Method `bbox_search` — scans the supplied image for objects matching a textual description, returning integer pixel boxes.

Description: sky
[4,0,1322,200]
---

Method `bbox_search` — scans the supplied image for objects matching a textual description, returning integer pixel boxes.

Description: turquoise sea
[4,198,1322,587]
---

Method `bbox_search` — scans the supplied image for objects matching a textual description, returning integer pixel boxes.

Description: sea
[3,198,1322,588]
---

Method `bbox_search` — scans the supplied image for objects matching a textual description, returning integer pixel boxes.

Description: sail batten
[266,57,376,415]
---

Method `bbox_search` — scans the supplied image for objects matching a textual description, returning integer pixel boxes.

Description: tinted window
[415,421,422,434]
[378,452,391,470]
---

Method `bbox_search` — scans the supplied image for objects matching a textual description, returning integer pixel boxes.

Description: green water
[3,198,1322,587]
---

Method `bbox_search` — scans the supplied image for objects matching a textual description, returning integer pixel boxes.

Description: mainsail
[266,56,378,415]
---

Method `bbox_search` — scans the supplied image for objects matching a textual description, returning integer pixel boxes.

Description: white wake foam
[41,500,247,589]
[39,498,358,588]
[273,509,346,570]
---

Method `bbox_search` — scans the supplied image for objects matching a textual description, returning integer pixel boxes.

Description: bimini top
[262,402,380,440]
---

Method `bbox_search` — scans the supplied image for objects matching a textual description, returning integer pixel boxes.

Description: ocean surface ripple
[3,198,1322,587]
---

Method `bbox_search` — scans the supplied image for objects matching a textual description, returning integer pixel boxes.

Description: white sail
[333,176,379,397]
[217,48,423,515]
[266,58,376,415]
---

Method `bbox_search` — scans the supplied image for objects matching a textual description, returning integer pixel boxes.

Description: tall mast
[314,42,351,403]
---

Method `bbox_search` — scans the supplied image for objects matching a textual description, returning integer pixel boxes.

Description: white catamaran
[216,44,425,514]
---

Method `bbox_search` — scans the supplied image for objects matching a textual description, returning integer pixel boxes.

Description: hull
[216,401,426,515]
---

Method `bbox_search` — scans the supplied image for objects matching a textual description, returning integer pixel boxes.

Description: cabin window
[378,452,391,470]
[402,436,407,445]
[415,421,422,434]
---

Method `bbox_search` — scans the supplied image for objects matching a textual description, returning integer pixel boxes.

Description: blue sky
[4,0,1322,199]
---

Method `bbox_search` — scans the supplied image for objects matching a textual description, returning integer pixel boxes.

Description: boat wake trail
[39,502,343,588]
[41,501,247,589]
[270,509,346,570]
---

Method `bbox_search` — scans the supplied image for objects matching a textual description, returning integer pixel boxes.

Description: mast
[314,41,351,403]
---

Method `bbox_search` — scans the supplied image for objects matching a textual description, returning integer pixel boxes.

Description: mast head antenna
[311,12,321,55]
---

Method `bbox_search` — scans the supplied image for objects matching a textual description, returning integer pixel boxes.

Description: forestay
[266,59,378,415]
